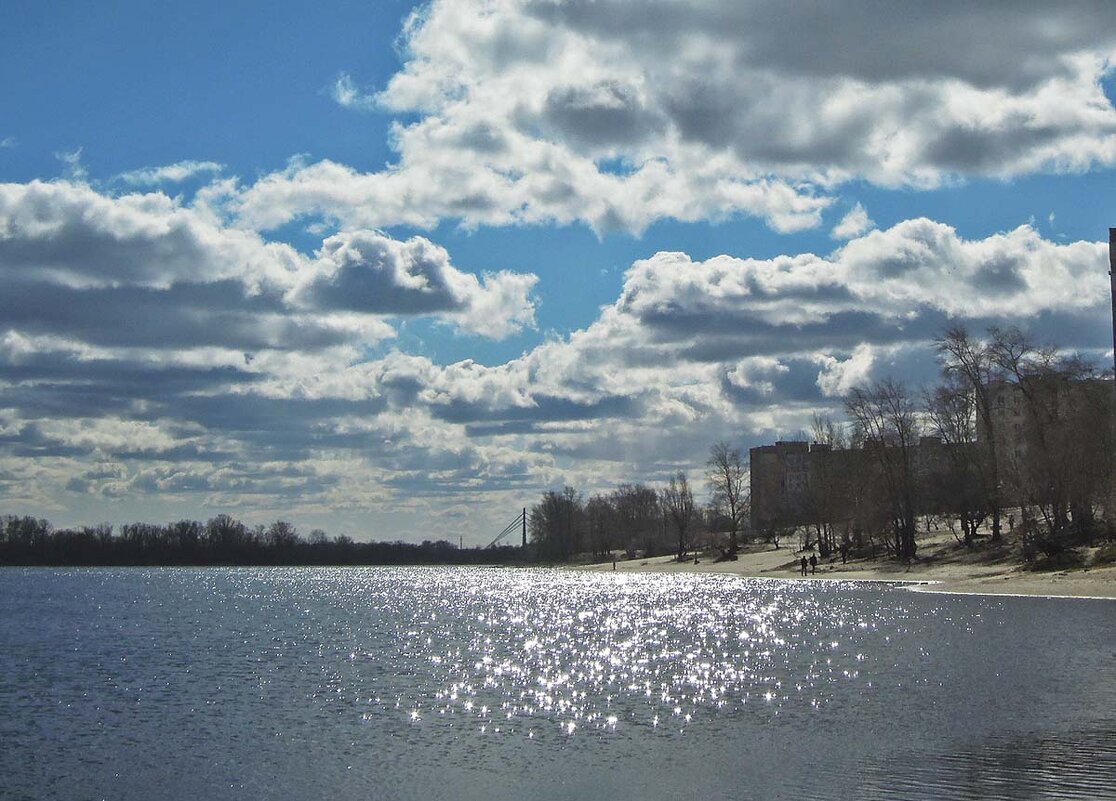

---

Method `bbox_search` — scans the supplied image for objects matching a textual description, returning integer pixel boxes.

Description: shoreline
[575,537,1116,600]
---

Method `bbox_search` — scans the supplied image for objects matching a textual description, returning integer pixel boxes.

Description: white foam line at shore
[773,574,1115,601]
[572,564,1116,600]
[906,583,1116,601]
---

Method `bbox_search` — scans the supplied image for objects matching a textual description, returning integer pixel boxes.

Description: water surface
[1,567,1113,800]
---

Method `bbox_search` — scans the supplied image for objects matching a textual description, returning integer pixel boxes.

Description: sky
[2,1,1116,542]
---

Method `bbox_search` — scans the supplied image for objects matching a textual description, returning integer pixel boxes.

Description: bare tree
[925,376,986,546]
[661,471,695,560]
[934,324,1004,541]
[805,412,850,556]
[707,442,748,554]
[529,486,585,560]
[205,514,249,551]
[811,412,848,450]
[845,379,921,561]
[266,520,300,548]
[585,493,615,559]
[611,483,662,557]
[167,519,201,550]
[988,327,1113,552]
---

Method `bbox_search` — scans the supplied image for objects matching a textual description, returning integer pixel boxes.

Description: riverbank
[577,532,1116,599]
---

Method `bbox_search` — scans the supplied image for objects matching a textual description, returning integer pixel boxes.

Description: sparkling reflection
[0,567,1112,801]
[345,569,897,744]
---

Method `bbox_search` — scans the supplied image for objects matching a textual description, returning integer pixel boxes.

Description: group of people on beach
[799,554,817,576]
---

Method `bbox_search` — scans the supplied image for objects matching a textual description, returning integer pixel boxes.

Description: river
[1,567,1113,800]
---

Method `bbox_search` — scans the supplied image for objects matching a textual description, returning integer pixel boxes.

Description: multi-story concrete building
[749,435,960,533]
[980,375,1114,503]
[750,376,1113,534]
[749,441,812,532]
[981,376,1113,460]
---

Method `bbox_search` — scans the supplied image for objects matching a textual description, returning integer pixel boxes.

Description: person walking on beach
[800,556,808,576]
[809,554,818,575]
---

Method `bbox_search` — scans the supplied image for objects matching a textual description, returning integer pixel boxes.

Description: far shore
[575,532,1116,600]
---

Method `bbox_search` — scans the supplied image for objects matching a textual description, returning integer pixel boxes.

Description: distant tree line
[530,324,1115,565]
[758,324,1116,562]
[0,514,523,566]
[528,446,750,563]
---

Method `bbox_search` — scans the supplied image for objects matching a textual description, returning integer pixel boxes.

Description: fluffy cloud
[0,181,536,344]
[816,344,878,398]
[615,219,1106,335]
[2,198,1110,538]
[0,180,542,532]
[234,2,1116,235]
[293,231,537,337]
[0,180,298,290]
[832,203,875,240]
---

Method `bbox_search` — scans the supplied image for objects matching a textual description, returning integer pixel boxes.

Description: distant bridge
[485,508,527,549]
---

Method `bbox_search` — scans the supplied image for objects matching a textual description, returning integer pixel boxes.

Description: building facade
[749,436,960,533]
[750,377,1114,535]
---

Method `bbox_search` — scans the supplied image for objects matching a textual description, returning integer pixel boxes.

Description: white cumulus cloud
[235,2,1116,235]
[831,203,876,239]
[2,193,1110,536]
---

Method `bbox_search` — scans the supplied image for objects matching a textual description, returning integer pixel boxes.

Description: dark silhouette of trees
[205,514,250,553]
[526,483,674,561]
[168,519,202,552]
[0,514,523,566]
[924,375,986,546]
[266,520,301,548]
[529,486,585,561]
[611,483,662,557]
[707,442,747,554]
[846,379,921,561]
[585,494,616,560]
[661,471,695,560]
[986,327,1115,554]
[935,325,1004,542]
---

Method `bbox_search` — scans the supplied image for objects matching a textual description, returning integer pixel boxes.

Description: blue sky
[1,1,408,177]
[2,1,1115,540]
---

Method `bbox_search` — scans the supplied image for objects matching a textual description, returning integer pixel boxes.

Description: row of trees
[0,514,523,566]
[937,325,1115,554]
[528,443,749,562]
[797,325,1115,561]
[531,325,1115,565]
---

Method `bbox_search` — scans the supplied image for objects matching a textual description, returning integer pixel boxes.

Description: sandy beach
[578,532,1116,600]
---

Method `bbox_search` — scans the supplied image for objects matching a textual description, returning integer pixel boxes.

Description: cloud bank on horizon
[1,0,1114,539]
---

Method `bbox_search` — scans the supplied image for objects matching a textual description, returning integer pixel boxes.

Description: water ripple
[0,567,1112,801]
